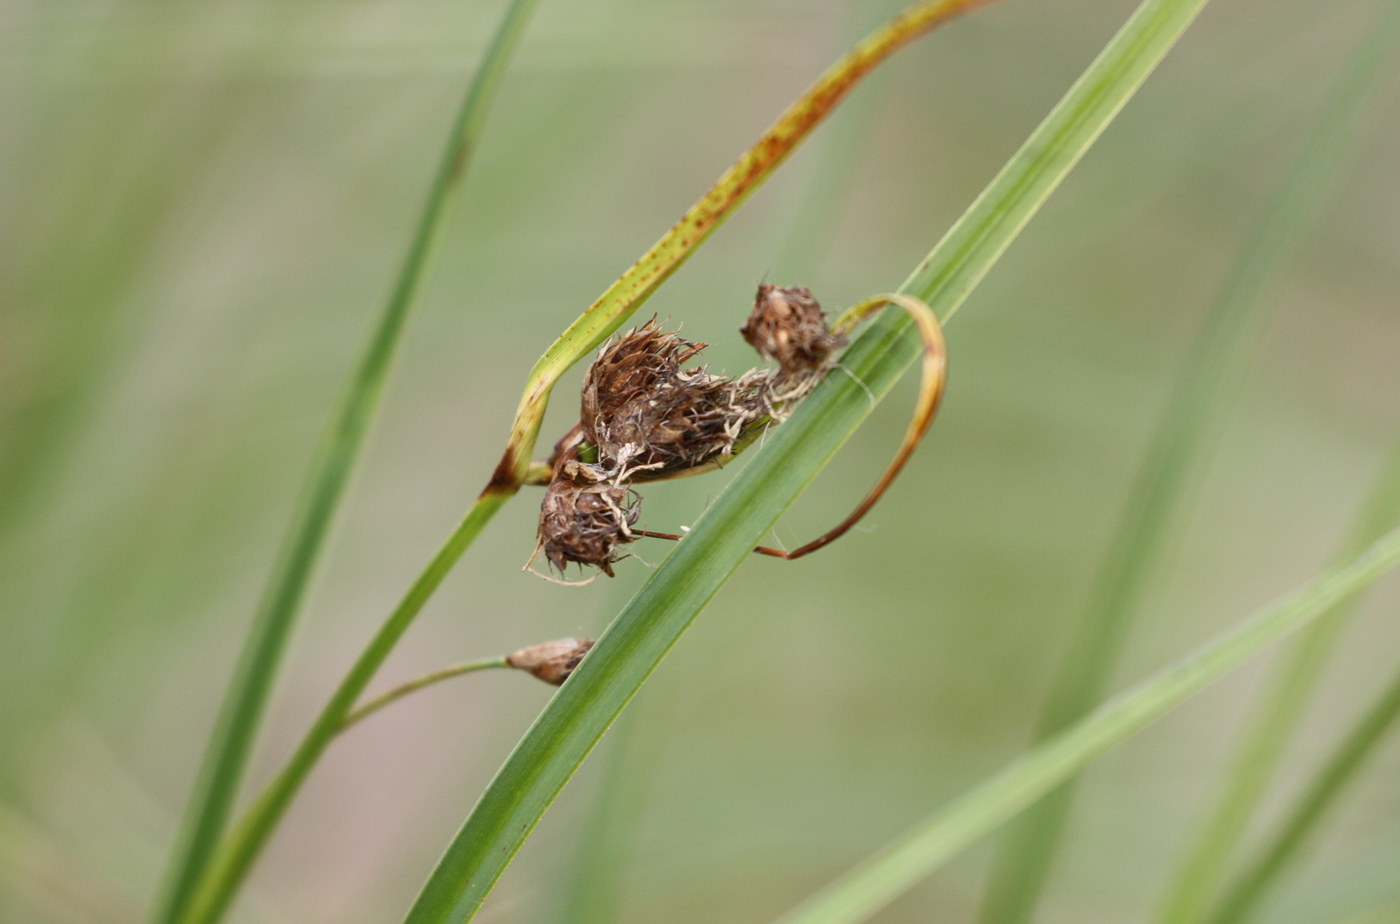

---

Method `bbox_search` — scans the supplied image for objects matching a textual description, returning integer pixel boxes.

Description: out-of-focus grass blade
[399,1,1210,921]
[150,3,544,923]
[182,494,511,924]
[769,527,1400,924]
[1160,440,1400,924]
[1258,837,1400,924]
[980,7,1400,923]
[1205,626,1400,924]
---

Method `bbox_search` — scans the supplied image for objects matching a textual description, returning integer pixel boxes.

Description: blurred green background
[4,0,1400,922]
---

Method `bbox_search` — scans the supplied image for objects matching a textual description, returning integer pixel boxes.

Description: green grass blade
[181,491,510,924]
[1205,622,1400,923]
[978,7,1400,922]
[1159,439,1400,924]
[1257,838,1400,924]
[769,526,1400,924]
[556,15,901,918]
[149,3,543,923]
[398,1,1209,921]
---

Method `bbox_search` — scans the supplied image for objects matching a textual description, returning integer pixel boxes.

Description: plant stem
[151,2,543,921]
[770,527,1400,924]
[978,6,1400,922]
[179,490,512,924]
[1205,651,1400,924]
[339,657,511,733]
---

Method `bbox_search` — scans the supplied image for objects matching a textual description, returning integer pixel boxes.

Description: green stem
[770,527,1400,924]
[979,6,1400,923]
[179,491,512,924]
[1157,440,1400,924]
[1205,653,1400,924]
[339,657,511,732]
[151,3,542,922]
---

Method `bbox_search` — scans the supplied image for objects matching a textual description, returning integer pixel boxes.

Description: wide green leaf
[400,0,1211,921]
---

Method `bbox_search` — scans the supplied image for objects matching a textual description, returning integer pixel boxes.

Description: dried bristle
[537,477,639,577]
[741,284,847,374]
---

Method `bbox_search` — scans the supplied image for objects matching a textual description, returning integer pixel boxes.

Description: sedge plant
[161,3,1002,923]
[144,1,1400,923]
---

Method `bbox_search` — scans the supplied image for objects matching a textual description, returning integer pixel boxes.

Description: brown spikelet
[581,320,701,459]
[741,284,847,374]
[538,286,851,579]
[506,638,595,685]
[537,476,639,577]
[581,319,768,478]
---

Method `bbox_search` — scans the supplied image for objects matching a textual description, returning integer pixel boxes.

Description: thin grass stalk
[1158,438,1400,924]
[339,657,511,732]
[165,6,990,921]
[1205,645,1400,924]
[149,3,542,922]
[399,2,1211,921]
[976,7,1400,921]
[768,527,1400,924]
[178,492,508,924]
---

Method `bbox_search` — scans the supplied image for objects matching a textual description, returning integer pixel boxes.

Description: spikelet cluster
[536,285,844,577]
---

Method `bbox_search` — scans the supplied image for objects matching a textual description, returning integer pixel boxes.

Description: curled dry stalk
[635,292,948,562]
[171,5,1000,924]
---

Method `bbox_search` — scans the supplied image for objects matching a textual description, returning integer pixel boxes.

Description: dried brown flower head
[580,319,767,478]
[581,319,703,459]
[506,638,595,685]
[741,284,846,374]
[536,285,863,579]
[537,476,639,577]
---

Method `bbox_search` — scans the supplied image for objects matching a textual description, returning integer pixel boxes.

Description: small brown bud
[741,284,846,374]
[537,476,639,577]
[506,638,595,685]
